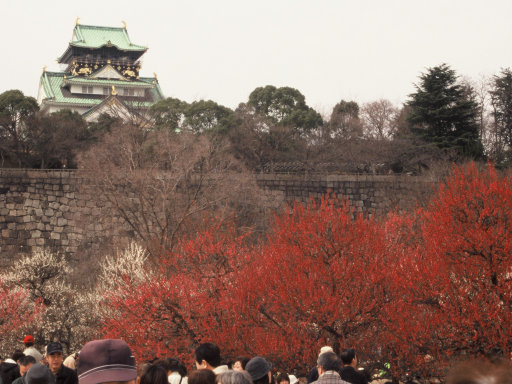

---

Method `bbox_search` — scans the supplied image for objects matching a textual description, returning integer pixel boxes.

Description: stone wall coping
[255,173,437,183]
[0,169,438,184]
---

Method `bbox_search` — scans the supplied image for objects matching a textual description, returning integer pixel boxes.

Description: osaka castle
[37,20,164,122]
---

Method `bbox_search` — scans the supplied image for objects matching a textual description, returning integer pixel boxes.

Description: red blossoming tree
[229,197,393,372]
[378,163,512,379]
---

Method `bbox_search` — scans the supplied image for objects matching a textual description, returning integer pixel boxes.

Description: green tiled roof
[71,24,147,51]
[40,71,163,109]
[63,76,154,88]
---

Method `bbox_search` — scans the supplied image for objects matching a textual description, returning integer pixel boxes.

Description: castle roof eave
[57,44,147,63]
[57,24,148,63]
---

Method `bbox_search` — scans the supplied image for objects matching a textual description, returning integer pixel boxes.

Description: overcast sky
[2,0,511,114]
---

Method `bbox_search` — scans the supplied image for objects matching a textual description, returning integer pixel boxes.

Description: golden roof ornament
[42,66,47,73]
[75,17,80,26]
[153,72,158,80]
[122,20,127,29]
[111,85,117,96]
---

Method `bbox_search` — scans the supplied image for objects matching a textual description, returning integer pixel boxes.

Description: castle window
[103,87,109,95]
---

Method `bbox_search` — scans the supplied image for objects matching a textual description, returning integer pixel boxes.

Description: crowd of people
[0,336,510,384]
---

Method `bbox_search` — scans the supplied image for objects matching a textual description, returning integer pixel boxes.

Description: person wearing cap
[245,357,272,384]
[194,344,229,376]
[23,336,43,364]
[311,352,349,384]
[307,347,335,384]
[24,364,55,384]
[45,343,77,384]
[77,339,137,384]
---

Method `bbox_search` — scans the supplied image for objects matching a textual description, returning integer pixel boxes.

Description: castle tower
[37,20,164,121]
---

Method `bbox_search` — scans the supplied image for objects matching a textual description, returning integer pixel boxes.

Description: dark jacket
[339,366,367,384]
[0,362,20,384]
[307,366,319,384]
[54,365,77,384]
[11,377,24,384]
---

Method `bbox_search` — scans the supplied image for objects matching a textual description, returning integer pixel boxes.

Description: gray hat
[25,363,55,384]
[246,357,272,381]
[77,339,137,384]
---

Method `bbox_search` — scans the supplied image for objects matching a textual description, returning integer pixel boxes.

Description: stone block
[50,232,60,240]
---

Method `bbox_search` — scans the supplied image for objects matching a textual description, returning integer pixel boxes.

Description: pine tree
[407,64,483,159]
[490,68,512,163]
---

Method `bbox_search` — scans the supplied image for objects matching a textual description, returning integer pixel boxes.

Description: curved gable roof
[70,24,147,51]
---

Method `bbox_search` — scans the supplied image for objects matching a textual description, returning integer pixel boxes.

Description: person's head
[245,357,272,384]
[447,359,512,384]
[25,363,55,384]
[152,360,171,376]
[46,342,64,374]
[232,357,250,372]
[195,343,222,370]
[276,373,289,384]
[340,349,356,367]
[317,352,341,376]
[20,355,37,376]
[77,339,137,384]
[12,350,25,364]
[288,376,298,384]
[217,371,252,384]
[137,363,152,384]
[167,358,187,377]
[189,370,217,384]
[318,347,333,357]
[139,365,168,384]
[24,335,35,348]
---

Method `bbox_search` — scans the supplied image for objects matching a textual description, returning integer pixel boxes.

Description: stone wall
[0,169,437,258]
[0,169,125,260]
[256,173,436,214]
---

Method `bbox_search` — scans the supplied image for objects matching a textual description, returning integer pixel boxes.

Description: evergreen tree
[407,64,483,159]
[490,68,512,163]
[247,85,322,135]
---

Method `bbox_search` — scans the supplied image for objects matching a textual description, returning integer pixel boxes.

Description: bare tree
[361,99,399,140]
[79,122,269,256]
